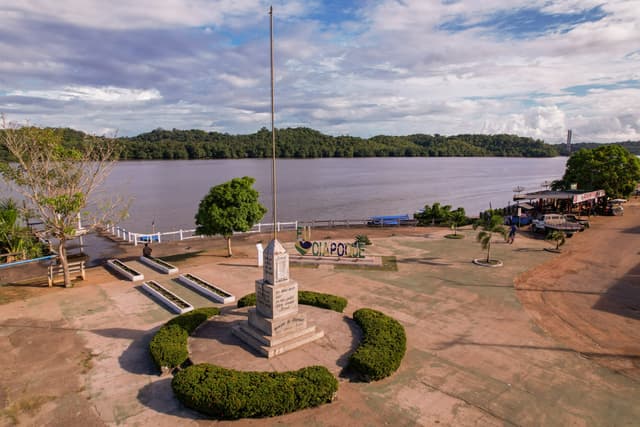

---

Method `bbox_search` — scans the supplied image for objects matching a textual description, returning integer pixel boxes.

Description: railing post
[258,223,261,233]
[157,232,161,243]
[133,233,138,246]
[179,229,183,240]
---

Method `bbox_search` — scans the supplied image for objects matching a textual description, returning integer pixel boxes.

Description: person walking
[508,222,517,244]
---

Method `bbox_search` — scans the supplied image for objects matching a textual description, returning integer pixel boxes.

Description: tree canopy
[553,145,640,198]
[0,126,565,161]
[195,176,267,256]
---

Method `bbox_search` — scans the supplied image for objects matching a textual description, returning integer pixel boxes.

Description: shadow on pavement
[592,260,640,321]
[91,326,160,375]
[137,377,204,420]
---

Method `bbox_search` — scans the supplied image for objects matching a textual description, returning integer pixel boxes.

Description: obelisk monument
[233,239,324,357]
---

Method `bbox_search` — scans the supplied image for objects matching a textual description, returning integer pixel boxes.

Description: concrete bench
[48,260,86,287]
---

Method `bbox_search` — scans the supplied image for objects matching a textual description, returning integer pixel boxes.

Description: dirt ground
[0,202,638,426]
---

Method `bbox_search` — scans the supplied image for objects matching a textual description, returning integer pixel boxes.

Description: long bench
[48,260,86,287]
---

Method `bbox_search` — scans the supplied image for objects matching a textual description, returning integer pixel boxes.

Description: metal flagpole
[270,5,277,241]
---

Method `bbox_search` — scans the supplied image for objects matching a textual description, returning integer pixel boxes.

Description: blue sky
[0,0,638,143]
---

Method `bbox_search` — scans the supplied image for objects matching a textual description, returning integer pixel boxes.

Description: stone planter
[107,259,144,281]
[177,273,235,304]
[472,258,503,268]
[142,280,193,314]
[139,256,179,274]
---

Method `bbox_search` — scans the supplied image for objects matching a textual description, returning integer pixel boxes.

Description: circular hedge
[347,308,407,381]
[149,307,219,371]
[237,290,348,313]
[172,364,337,419]
[148,295,407,419]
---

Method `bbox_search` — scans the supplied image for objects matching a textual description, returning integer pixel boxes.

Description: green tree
[553,145,640,198]
[195,176,266,256]
[415,202,452,226]
[546,230,566,251]
[0,199,46,262]
[448,207,467,236]
[0,118,125,287]
[473,214,507,263]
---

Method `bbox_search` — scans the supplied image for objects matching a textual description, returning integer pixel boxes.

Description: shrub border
[149,307,219,371]
[148,294,407,419]
[347,308,407,382]
[237,290,347,313]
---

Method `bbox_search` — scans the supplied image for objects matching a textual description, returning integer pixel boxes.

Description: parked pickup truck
[531,214,583,236]
[564,214,589,229]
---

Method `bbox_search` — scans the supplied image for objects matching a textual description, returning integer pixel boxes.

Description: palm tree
[448,208,467,236]
[473,214,507,263]
[546,230,566,251]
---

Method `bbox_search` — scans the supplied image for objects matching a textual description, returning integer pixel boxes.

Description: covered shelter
[515,189,606,215]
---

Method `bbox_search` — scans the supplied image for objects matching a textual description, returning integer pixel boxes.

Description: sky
[0,0,639,143]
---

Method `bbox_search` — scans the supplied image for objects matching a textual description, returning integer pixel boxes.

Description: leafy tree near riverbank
[195,176,266,257]
[0,199,47,262]
[552,145,640,198]
[0,117,126,287]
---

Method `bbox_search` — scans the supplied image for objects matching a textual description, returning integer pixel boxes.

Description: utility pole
[269,5,277,240]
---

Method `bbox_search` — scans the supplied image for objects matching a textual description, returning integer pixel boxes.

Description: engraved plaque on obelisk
[256,239,297,319]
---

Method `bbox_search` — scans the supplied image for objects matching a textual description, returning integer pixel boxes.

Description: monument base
[233,308,324,358]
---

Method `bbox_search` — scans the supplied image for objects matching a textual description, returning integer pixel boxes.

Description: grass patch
[334,256,397,272]
[1,395,56,424]
[444,234,465,239]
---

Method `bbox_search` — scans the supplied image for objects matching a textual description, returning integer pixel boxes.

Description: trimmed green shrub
[348,308,406,381]
[172,364,338,419]
[237,291,347,313]
[149,307,220,371]
[166,307,219,334]
[354,234,371,245]
[237,293,257,308]
[298,290,347,313]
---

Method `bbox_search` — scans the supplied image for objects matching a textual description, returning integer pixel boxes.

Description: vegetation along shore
[1,126,639,161]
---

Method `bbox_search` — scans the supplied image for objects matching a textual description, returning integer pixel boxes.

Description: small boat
[367,214,411,226]
[138,234,160,243]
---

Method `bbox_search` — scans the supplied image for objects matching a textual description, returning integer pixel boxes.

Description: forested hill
[2,126,638,161]
[119,127,558,159]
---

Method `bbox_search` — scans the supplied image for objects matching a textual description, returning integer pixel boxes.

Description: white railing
[105,221,300,246]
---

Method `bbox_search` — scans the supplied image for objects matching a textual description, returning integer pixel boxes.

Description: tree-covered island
[1,126,638,161]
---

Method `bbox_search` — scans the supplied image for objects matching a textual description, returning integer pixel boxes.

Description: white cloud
[9,86,161,103]
[0,0,639,143]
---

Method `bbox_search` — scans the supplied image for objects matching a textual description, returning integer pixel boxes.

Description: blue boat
[138,234,160,243]
[367,214,411,226]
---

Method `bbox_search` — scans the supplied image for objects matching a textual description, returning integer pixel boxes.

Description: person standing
[142,243,152,257]
[508,223,517,244]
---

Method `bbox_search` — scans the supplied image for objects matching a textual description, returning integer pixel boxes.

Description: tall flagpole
[269,6,277,241]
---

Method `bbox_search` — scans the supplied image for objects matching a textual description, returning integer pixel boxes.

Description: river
[75,157,568,263]
[103,157,567,230]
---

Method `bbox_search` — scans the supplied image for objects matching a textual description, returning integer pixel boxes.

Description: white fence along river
[105,218,374,246]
